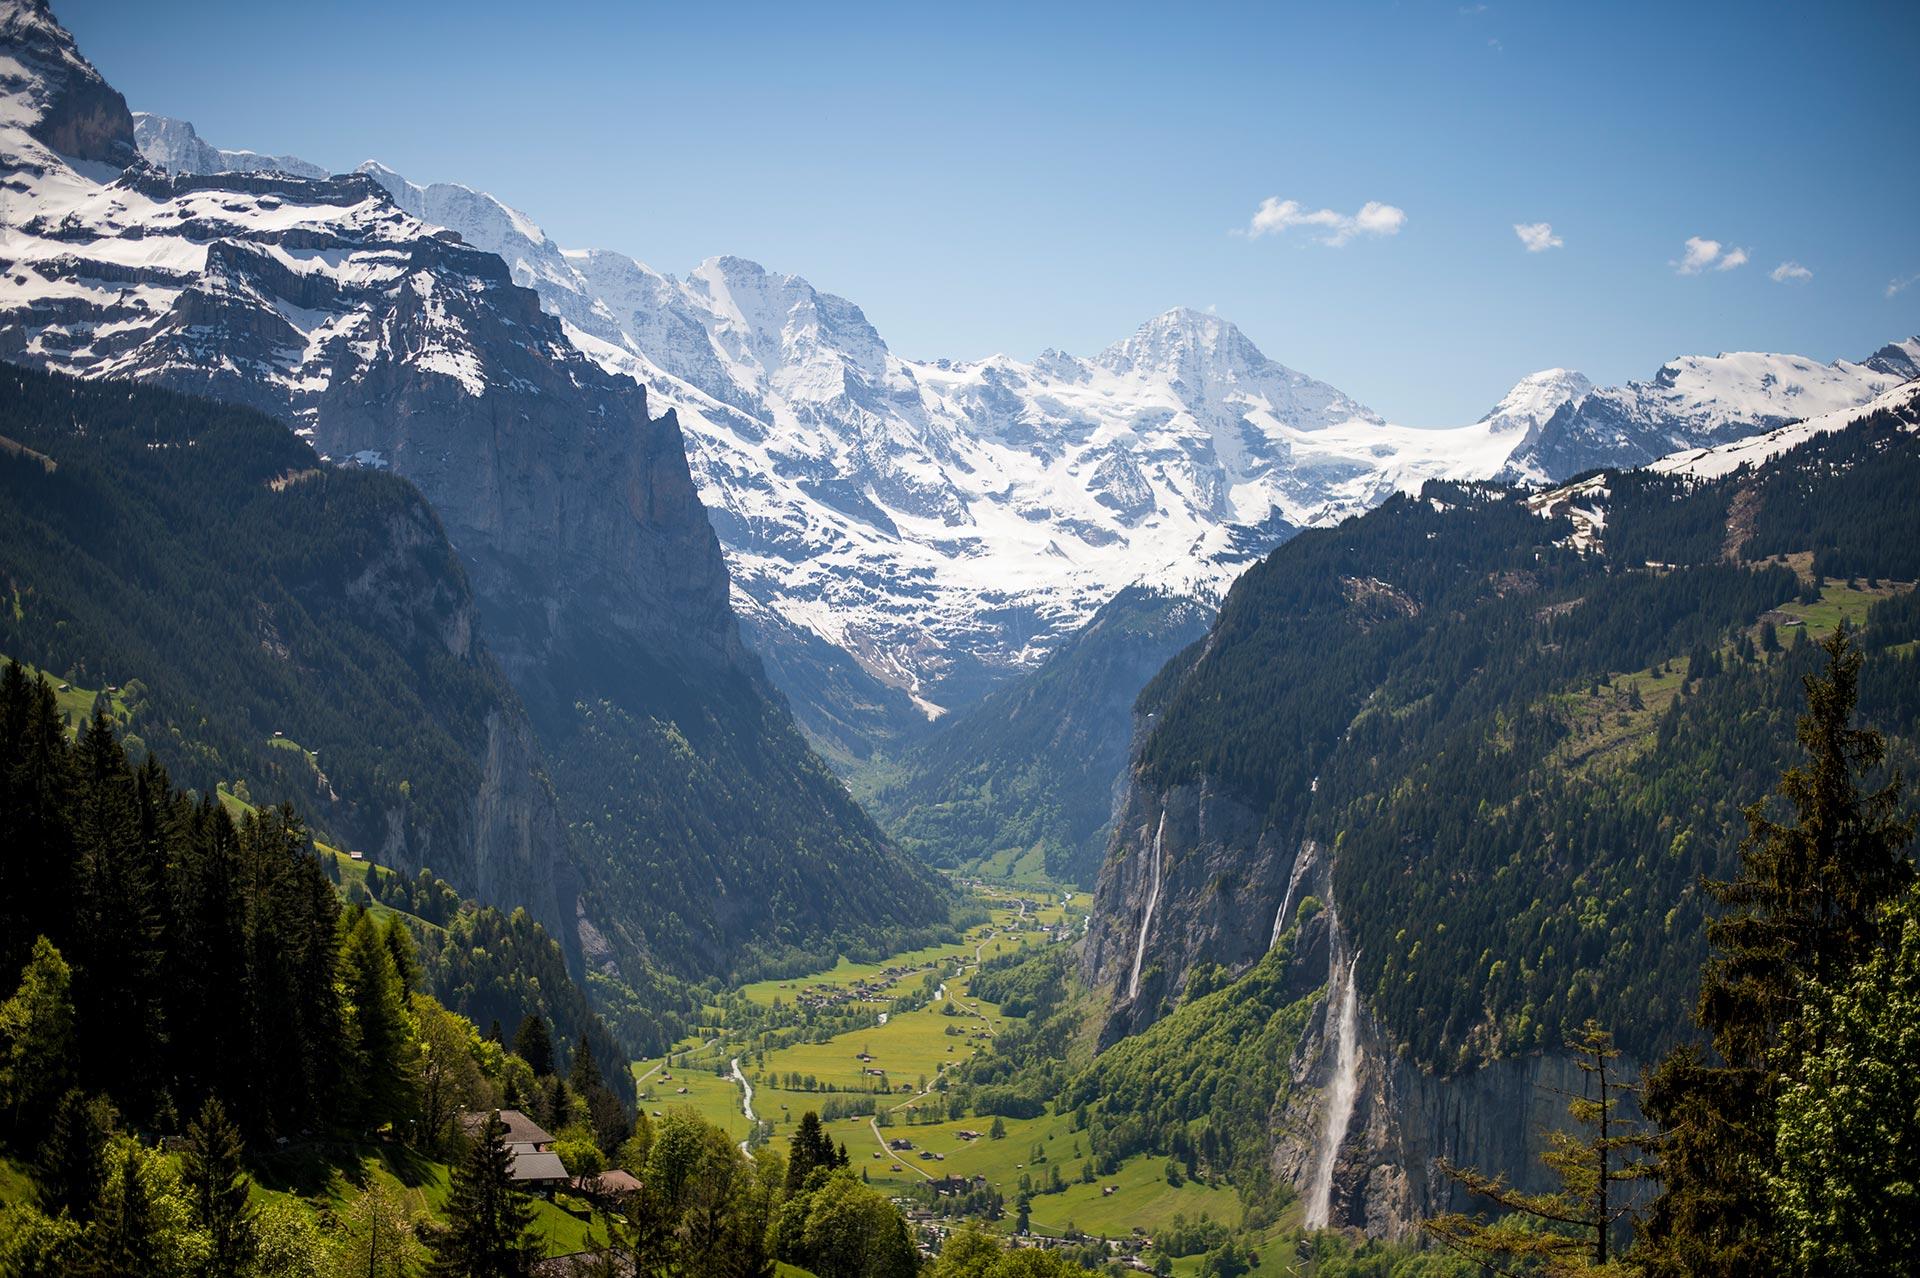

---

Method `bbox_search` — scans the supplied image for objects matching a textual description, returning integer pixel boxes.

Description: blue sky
[61,0,1920,423]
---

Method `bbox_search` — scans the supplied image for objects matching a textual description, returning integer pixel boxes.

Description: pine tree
[37,1088,115,1220]
[569,1032,603,1097]
[341,909,416,1133]
[0,666,75,976]
[787,1110,834,1192]
[1640,626,1917,1277]
[75,1142,160,1278]
[431,1110,537,1278]
[1425,1020,1650,1274]
[384,917,422,995]
[181,1096,255,1275]
[513,1013,554,1077]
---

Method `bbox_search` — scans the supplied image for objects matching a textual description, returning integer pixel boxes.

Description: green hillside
[859,587,1213,887]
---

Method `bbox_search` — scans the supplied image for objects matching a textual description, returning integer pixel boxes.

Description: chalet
[459,1109,570,1193]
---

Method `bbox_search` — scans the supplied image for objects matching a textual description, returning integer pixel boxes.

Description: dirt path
[869,1114,936,1180]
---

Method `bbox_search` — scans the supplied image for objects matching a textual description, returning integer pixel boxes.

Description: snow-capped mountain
[138,140,1591,746]
[132,113,324,180]
[1503,346,1914,482]
[0,0,949,986]
[1646,377,1920,482]
[86,116,1920,757]
[1479,368,1593,436]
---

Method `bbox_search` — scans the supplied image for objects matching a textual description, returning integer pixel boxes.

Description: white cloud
[1674,236,1750,275]
[1770,261,1813,284]
[1514,221,1563,253]
[1888,273,1920,299]
[1244,197,1406,246]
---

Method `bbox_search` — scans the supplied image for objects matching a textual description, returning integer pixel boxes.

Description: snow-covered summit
[1478,368,1592,436]
[133,112,325,180]
[1504,348,1905,482]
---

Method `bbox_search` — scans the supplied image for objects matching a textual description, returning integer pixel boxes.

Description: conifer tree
[342,909,416,1133]
[1425,1020,1650,1274]
[569,1032,603,1096]
[431,1111,537,1278]
[1640,626,1917,1277]
[786,1110,834,1192]
[513,1014,554,1078]
[37,1088,115,1220]
[0,665,74,975]
[181,1096,255,1275]
[75,1142,160,1278]
[384,917,422,995]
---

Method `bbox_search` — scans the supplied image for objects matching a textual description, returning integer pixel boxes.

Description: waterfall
[1270,843,1315,951]
[1126,811,1166,1001]
[1305,915,1362,1230]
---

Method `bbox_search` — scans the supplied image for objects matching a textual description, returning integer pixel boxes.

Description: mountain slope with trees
[858,586,1214,886]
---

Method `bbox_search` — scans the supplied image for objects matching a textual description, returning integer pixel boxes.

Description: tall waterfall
[1126,811,1166,1001]
[1270,844,1315,951]
[1305,914,1362,1230]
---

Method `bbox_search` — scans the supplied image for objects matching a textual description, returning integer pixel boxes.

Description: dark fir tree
[514,1014,554,1078]
[180,1096,255,1275]
[1640,626,1917,1277]
[37,1088,115,1220]
[432,1111,537,1278]
[786,1111,836,1193]
[341,910,416,1133]
[75,1143,160,1278]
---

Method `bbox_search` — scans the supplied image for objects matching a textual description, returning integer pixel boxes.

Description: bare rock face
[1089,754,1641,1240]
[0,0,137,168]
[1084,775,1305,1045]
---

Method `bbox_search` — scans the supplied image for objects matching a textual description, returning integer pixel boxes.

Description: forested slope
[860,587,1212,886]
[1097,398,1920,1073]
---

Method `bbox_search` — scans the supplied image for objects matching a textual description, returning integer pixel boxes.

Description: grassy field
[1546,578,1914,778]
[619,877,1244,1247]
[1775,577,1911,636]
[0,651,131,734]
[251,1142,605,1257]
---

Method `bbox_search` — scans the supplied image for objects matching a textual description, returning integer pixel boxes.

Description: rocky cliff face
[1271,923,1643,1241]
[1084,777,1304,1044]
[1086,790,1637,1239]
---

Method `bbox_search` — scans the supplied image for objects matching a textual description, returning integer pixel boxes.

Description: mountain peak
[1479,368,1592,435]
[1096,306,1259,378]
[0,0,135,168]
[1863,336,1920,382]
[133,112,326,180]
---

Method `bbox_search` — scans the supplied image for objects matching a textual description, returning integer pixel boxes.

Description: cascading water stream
[1270,844,1315,951]
[1126,811,1166,1001]
[1305,912,1362,1230]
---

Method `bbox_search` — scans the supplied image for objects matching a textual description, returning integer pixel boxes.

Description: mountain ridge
[121,116,1914,760]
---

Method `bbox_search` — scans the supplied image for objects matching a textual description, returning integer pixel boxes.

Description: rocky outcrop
[1084,776,1308,1044]
[1087,769,1643,1240]
[1274,927,1646,1240]
[0,0,137,168]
